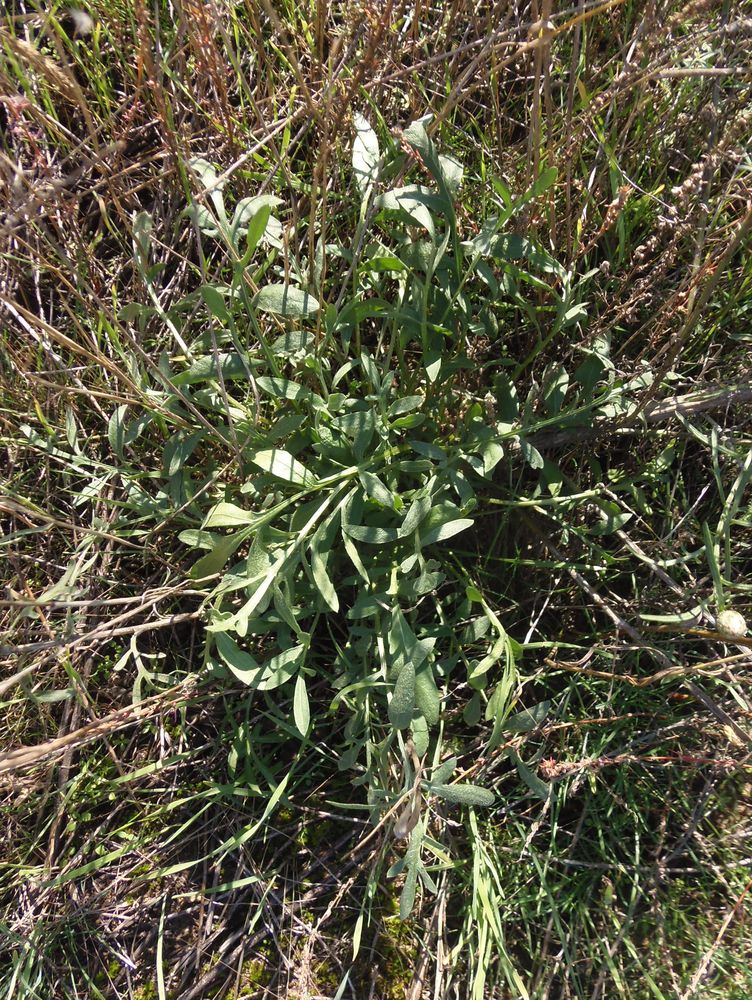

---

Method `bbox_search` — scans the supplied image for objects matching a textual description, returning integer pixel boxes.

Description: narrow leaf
[430,756,457,786]
[256,284,319,318]
[389,661,416,730]
[414,663,441,726]
[215,633,262,684]
[510,749,550,800]
[190,529,248,580]
[250,448,317,487]
[108,405,128,459]
[352,113,380,196]
[293,674,310,736]
[503,701,551,733]
[429,783,495,806]
[204,502,258,528]
[310,545,339,612]
[420,518,474,546]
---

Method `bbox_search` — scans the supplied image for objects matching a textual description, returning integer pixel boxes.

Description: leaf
[230,194,282,252]
[463,691,482,725]
[188,157,220,192]
[272,331,314,357]
[200,283,231,323]
[376,185,436,235]
[310,543,339,612]
[425,352,442,384]
[420,518,474,546]
[398,241,436,273]
[260,645,305,691]
[543,365,569,415]
[438,153,463,197]
[429,783,495,806]
[510,749,550,800]
[469,636,507,683]
[293,673,310,736]
[389,609,434,673]
[352,113,380,196]
[172,352,250,385]
[526,166,558,202]
[519,436,544,470]
[331,409,376,459]
[494,374,519,421]
[108,405,128,459]
[480,440,504,477]
[388,395,424,417]
[430,757,457,786]
[589,500,633,535]
[414,663,441,726]
[256,377,315,403]
[342,532,370,583]
[188,203,219,237]
[215,632,262,684]
[503,700,551,733]
[190,530,248,580]
[403,119,461,201]
[132,210,153,258]
[400,496,432,537]
[359,470,395,509]
[389,661,415,730]
[179,529,218,549]
[204,502,257,528]
[255,284,320,318]
[237,200,271,256]
[344,524,399,545]
[411,714,429,757]
[123,411,153,447]
[163,430,204,477]
[399,841,419,920]
[250,448,317,487]
[540,458,563,497]
[360,352,380,389]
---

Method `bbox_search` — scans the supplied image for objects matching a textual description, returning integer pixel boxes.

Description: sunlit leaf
[255,284,320,317]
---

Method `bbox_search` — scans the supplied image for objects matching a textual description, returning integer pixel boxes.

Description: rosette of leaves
[188,358,499,750]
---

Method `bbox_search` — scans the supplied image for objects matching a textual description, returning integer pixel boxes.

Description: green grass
[2,0,752,997]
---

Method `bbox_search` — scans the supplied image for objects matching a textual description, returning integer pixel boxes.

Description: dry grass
[2,1,752,997]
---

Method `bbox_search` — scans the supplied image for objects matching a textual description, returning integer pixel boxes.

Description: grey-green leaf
[360,470,395,509]
[414,663,441,726]
[250,448,317,487]
[256,377,315,403]
[256,284,320,318]
[108,405,128,459]
[399,819,424,920]
[204,502,258,528]
[389,661,416,730]
[503,700,551,733]
[399,853,418,920]
[429,783,495,807]
[293,673,310,736]
[310,545,339,612]
[420,518,474,546]
[190,530,248,580]
[352,113,380,197]
[430,756,457,786]
[344,524,399,545]
[215,632,262,684]
[510,749,550,800]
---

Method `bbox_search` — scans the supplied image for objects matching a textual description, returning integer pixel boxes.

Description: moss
[351,910,419,999]
[131,983,157,1000]
[234,950,274,995]
[311,957,340,993]
[296,817,339,852]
